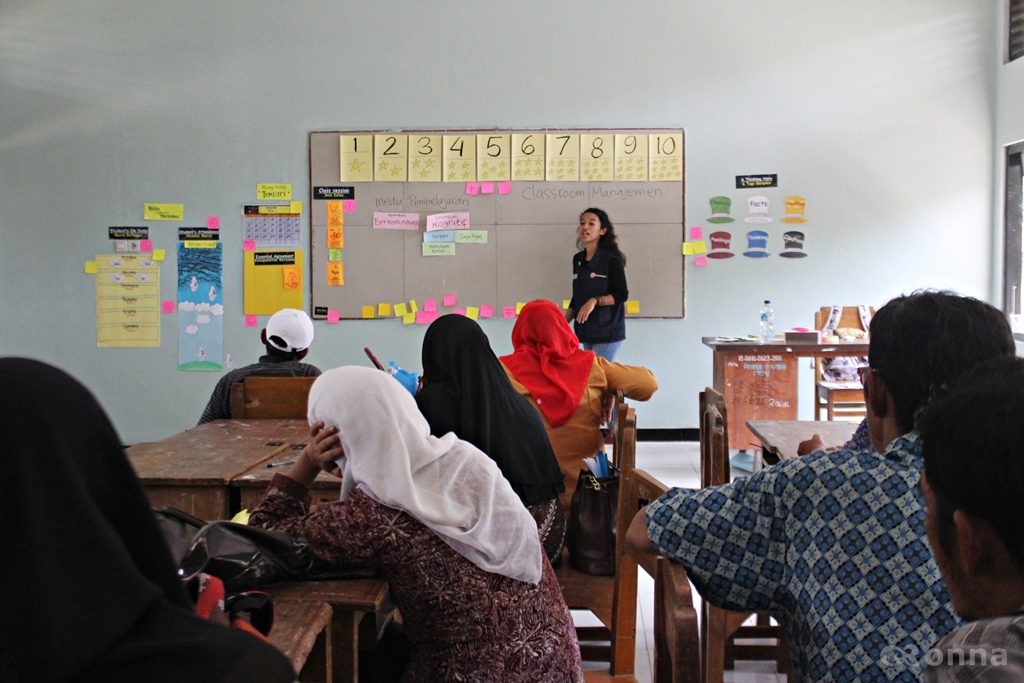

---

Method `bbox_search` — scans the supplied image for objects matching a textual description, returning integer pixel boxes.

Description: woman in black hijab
[416,315,566,560]
[0,358,295,683]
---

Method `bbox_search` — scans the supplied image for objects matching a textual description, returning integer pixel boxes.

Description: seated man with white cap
[197,307,320,425]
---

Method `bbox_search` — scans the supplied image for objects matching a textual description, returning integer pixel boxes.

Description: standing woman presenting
[567,207,627,360]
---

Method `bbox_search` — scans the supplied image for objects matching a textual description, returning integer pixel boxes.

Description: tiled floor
[576,441,788,683]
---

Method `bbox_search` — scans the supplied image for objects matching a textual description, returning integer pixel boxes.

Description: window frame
[1004,141,1023,315]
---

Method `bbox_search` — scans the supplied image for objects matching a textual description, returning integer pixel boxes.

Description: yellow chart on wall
[243,249,305,315]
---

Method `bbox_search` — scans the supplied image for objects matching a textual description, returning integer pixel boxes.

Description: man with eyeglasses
[627,290,1014,682]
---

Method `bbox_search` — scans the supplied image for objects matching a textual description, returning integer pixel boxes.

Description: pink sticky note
[343,200,357,213]
[453,308,465,316]
[465,182,479,196]
[689,226,703,240]
[242,240,256,251]
[498,181,511,195]
[502,306,516,319]
[479,304,494,319]
[245,315,258,328]
[423,298,437,313]
[161,299,175,314]
[694,255,708,267]
[480,181,494,194]
[326,310,341,324]
[442,293,457,307]
[415,311,431,325]
[139,239,153,253]
[207,215,220,229]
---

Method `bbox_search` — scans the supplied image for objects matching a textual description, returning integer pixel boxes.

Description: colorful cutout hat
[779,230,807,258]
[742,230,771,258]
[744,195,772,224]
[781,196,808,223]
[707,196,735,223]
[707,231,735,259]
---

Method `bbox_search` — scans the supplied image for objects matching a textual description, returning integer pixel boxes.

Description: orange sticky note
[326,262,344,286]
[378,302,392,317]
[283,266,300,290]
[625,300,641,314]
[327,225,344,249]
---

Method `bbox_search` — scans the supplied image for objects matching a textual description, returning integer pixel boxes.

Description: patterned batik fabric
[646,433,961,682]
[923,613,1024,682]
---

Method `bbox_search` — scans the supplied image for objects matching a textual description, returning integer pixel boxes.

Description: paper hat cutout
[744,195,772,224]
[782,196,808,223]
[779,230,807,258]
[707,231,735,259]
[742,230,771,258]
[707,196,735,223]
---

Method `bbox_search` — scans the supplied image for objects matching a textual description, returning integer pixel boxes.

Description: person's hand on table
[797,433,843,456]
[797,434,825,456]
[576,297,598,324]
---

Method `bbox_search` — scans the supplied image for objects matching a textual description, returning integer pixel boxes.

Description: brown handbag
[566,468,619,575]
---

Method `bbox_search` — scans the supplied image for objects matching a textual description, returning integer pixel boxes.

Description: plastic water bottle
[759,300,774,342]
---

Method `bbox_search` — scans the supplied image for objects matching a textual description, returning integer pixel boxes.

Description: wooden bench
[270,600,333,682]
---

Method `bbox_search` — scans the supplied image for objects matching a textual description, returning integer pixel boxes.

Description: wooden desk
[703,337,869,449]
[268,578,390,683]
[126,419,309,519]
[235,455,342,510]
[746,419,858,464]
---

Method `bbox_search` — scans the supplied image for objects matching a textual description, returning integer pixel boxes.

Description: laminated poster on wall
[177,242,224,371]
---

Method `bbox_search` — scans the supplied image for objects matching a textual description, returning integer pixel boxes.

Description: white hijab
[307,366,543,585]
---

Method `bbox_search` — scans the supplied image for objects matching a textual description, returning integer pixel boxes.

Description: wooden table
[126,419,309,519]
[235,456,342,510]
[703,337,869,449]
[746,419,858,464]
[268,578,391,683]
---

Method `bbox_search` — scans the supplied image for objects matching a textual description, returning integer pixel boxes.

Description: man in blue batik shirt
[627,290,1014,682]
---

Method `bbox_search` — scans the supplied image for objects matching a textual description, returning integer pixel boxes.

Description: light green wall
[0,1,999,442]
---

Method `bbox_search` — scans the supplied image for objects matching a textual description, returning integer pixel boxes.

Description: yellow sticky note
[289,200,302,213]
[545,133,580,181]
[442,134,477,182]
[402,312,416,325]
[378,302,392,317]
[361,305,375,319]
[580,133,614,181]
[561,299,571,310]
[340,134,374,182]
[511,132,546,181]
[283,266,300,290]
[374,133,408,181]
[395,302,408,317]
[152,249,166,261]
[691,240,707,254]
[408,299,418,314]
[408,134,442,182]
[476,133,511,181]
[466,306,479,320]
[647,132,683,181]
[614,132,648,181]
[516,301,526,315]
[84,261,98,274]
[231,509,250,524]
[626,300,641,314]
[257,183,292,200]
[326,262,344,286]
[143,203,184,220]
[682,242,695,256]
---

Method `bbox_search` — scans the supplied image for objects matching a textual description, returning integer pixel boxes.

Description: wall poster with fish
[177,240,223,371]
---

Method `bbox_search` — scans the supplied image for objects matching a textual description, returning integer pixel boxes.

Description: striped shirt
[197,355,320,425]
[924,613,1024,682]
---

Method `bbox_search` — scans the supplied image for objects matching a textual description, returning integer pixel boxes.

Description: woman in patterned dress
[249,366,583,682]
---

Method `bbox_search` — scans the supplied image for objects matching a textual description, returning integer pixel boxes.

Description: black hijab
[0,358,294,682]
[416,315,564,505]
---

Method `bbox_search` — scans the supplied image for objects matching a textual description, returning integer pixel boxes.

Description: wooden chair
[229,376,316,419]
[619,466,700,683]
[699,388,792,683]
[814,306,873,421]
[269,600,333,682]
[556,400,638,677]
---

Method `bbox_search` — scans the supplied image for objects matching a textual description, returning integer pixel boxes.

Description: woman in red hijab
[500,299,658,509]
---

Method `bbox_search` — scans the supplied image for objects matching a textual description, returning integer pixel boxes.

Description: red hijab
[501,299,595,427]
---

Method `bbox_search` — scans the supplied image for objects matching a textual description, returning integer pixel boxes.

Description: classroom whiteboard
[308,129,685,319]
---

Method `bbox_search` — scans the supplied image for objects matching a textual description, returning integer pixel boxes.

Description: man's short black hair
[868,290,1013,433]
[917,355,1024,573]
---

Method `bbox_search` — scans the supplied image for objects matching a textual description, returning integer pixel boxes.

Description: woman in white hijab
[249,366,582,682]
